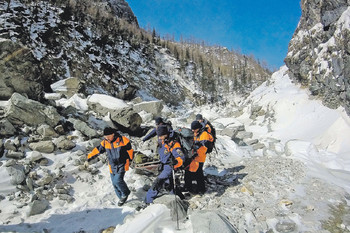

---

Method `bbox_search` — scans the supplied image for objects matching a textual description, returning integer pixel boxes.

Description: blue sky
[126,0,302,70]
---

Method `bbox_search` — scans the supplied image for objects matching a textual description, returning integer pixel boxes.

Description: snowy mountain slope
[1,0,350,232]
[1,66,349,233]
[0,0,270,105]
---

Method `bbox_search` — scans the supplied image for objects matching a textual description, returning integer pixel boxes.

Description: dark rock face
[285,0,350,112]
[0,39,43,101]
[107,0,139,25]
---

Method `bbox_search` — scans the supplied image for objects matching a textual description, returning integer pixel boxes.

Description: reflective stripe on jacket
[159,141,184,169]
[87,136,134,174]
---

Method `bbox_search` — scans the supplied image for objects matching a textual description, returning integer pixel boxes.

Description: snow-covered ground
[1,66,350,232]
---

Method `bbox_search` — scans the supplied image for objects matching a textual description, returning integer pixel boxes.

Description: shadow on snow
[0,207,133,233]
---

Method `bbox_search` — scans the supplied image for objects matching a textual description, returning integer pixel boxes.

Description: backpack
[203,120,216,153]
[173,127,195,165]
[204,121,216,141]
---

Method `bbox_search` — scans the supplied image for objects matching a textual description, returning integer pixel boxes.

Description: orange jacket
[193,130,214,163]
[159,141,184,169]
[87,135,134,174]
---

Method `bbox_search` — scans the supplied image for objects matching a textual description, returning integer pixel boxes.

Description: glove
[172,157,183,170]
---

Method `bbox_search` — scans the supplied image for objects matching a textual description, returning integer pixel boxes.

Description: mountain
[285,0,350,113]
[0,0,270,106]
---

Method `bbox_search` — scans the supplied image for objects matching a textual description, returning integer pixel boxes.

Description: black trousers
[184,162,205,193]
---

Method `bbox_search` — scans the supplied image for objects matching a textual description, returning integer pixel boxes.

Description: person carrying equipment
[196,114,216,140]
[145,125,184,204]
[184,120,214,194]
[142,116,173,142]
[87,127,134,206]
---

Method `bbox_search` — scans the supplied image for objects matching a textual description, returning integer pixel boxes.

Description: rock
[6,165,26,185]
[0,39,43,100]
[101,226,115,233]
[50,77,81,98]
[29,141,55,153]
[4,139,16,151]
[235,131,253,140]
[252,143,265,150]
[243,139,259,146]
[5,93,61,127]
[117,85,137,100]
[54,136,76,150]
[26,151,44,163]
[26,177,34,191]
[5,150,25,159]
[87,94,142,132]
[0,139,3,158]
[285,0,350,114]
[133,100,164,117]
[54,125,66,135]
[250,105,266,119]
[68,118,99,138]
[191,210,238,233]
[39,158,49,166]
[0,118,16,136]
[58,194,74,203]
[36,175,53,186]
[220,125,245,139]
[27,199,49,216]
[37,124,59,138]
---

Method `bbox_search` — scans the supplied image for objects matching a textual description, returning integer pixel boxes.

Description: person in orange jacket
[184,120,214,194]
[196,114,216,145]
[145,125,184,204]
[87,127,134,206]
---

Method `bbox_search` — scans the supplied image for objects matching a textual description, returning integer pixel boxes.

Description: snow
[114,204,191,233]
[1,66,350,232]
[87,94,129,109]
[56,94,89,112]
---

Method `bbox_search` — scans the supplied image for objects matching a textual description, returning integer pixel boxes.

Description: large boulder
[0,39,43,100]
[4,93,61,127]
[133,100,164,117]
[87,94,142,132]
[68,118,99,138]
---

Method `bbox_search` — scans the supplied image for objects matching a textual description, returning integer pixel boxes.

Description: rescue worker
[145,125,184,204]
[142,116,173,142]
[196,114,214,136]
[184,120,214,194]
[87,127,133,206]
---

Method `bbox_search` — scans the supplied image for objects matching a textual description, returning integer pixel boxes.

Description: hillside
[0,0,270,106]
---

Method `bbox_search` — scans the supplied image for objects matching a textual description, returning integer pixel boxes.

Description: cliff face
[285,0,350,112]
[107,0,138,25]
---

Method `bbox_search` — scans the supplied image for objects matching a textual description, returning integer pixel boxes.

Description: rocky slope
[0,0,270,106]
[285,0,350,113]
